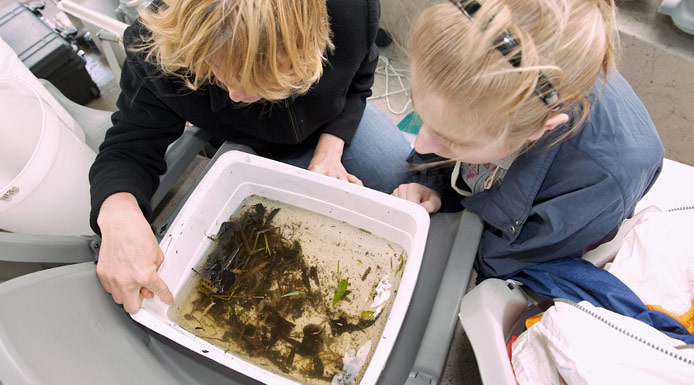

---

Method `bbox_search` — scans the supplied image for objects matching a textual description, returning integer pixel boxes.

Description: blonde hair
[411,0,618,149]
[135,0,333,101]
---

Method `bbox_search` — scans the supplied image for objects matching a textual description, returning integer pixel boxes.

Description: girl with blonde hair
[393,0,665,278]
[90,0,412,313]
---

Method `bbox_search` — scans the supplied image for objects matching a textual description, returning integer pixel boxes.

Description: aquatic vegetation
[172,196,406,385]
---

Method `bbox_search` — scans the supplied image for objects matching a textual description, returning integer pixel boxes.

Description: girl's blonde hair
[411,0,618,149]
[136,0,333,100]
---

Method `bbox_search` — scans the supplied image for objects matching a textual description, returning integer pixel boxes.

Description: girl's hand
[309,133,363,186]
[96,192,174,314]
[392,183,442,213]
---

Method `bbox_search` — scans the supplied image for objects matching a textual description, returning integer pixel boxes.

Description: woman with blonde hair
[393,0,664,278]
[90,0,413,313]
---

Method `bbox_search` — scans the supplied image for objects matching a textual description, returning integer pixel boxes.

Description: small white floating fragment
[370,276,391,317]
[332,340,372,385]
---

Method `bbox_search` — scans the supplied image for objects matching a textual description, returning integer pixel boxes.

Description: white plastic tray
[131,151,430,385]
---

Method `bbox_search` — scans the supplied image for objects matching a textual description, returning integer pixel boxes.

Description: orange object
[647,298,694,334]
[525,313,544,330]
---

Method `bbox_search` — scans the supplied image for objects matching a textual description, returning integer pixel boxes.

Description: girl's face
[411,83,514,164]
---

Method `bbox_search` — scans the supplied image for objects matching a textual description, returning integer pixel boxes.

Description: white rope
[368,56,412,115]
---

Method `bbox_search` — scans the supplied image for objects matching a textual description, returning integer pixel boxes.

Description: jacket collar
[460,125,568,241]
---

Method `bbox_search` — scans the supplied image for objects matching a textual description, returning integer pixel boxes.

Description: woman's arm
[314,0,380,145]
[89,23,186,312]
[305,0,380,182]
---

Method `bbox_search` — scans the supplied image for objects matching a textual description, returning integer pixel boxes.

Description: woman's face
[211,51,292,104]
[211,64,263,103]
[411,79,514,164]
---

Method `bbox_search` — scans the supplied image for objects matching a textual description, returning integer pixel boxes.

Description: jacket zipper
[284,100,300,143]
[667,205,694,212]
[554,298,694,366]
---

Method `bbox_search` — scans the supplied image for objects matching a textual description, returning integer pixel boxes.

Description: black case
[0,2,100,105]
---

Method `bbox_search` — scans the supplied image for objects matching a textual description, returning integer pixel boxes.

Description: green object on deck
[397,111,422,135]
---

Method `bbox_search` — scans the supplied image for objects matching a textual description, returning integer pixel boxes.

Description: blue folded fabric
[507,257,694,344]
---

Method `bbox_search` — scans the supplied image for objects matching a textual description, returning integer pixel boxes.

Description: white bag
[512,206,694,385]
[512,300,694,385]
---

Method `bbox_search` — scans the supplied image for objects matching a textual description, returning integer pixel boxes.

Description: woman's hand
[392,183,442,213]
[96,192,174,314]
[309,133,363,186]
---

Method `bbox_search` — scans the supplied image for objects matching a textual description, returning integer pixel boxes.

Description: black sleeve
[319,0,379,144]
[88,25,186,235]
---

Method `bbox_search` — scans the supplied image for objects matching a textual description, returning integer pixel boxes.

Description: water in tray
[169,195,407,385]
